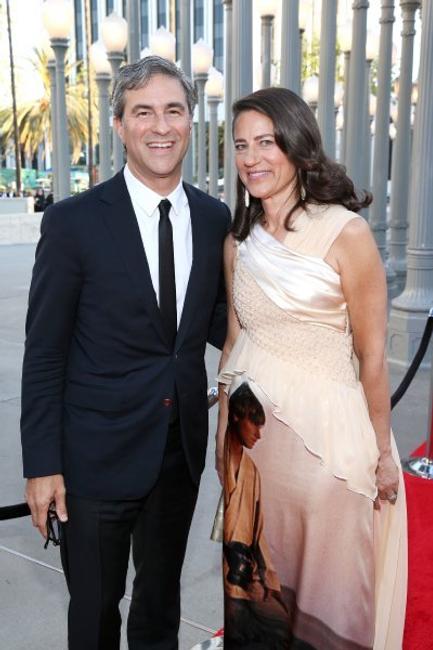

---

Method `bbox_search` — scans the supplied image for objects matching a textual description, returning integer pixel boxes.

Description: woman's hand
[375,452,399,509]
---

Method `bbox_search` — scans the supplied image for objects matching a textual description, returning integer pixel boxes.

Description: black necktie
[158,199,177,346]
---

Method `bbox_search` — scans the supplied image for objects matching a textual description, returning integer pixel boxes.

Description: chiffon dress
[218,203,407,650]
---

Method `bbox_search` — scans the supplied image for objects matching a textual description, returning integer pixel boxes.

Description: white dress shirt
[124,164,192,327]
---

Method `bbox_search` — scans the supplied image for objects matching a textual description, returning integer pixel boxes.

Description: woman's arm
[328,217,399,506]
[215,233,241,484]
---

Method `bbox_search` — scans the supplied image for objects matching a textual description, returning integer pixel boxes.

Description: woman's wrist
[378,446,392,460]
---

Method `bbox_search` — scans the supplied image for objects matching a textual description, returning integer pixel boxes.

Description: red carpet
[403,443,433,650]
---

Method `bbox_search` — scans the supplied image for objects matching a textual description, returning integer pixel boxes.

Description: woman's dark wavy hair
[231,87,372,241]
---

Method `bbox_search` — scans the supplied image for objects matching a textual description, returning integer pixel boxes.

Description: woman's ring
[388,492,398,503]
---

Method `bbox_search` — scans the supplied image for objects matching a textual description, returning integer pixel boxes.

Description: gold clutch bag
[210,490,224,543]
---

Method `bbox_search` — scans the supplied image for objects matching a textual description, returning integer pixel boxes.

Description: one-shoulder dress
[218,204,407,650]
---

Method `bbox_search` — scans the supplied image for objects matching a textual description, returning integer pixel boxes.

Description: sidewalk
[0,244,430,649]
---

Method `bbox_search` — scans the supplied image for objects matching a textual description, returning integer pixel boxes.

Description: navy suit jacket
[21,171,231,499]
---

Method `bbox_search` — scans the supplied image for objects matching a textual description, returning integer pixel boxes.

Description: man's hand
[25,474,68,538]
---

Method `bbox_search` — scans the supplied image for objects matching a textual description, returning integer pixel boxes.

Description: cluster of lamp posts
[41,0,223,202]
[40,0,432,368]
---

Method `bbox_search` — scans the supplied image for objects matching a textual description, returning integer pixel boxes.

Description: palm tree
[0,48,92,166]
[5,0,21,193]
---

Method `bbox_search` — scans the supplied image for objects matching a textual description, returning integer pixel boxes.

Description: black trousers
[60,421,199,650]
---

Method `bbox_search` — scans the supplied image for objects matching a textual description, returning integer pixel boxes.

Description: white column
[95,72,112,182]
[388,0,433,368]
[232,0,253,101]
[180,0,193,183]
[317,0,338,157]
[261,14,273,88]
[126,0,140,63]
[51,38,70,199]
[223,0,233,209]
[108,53,125,173]
[208,97,220,198]
[345,1,369,189]
[280,0,300,92]
[47,59,59,202]
[195,74,207,191]
[388,0,421,297]
[341,50,351,164]
[230,0,252,209]
[369,0,395,263]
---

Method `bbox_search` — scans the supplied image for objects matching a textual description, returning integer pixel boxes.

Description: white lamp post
[46,52,59,201]
[42,0,73,200]
[298,5,309,85]
[258,0,277,88]
[303,75,319,114]
[206,68,224,198]
[90,41,112,182]
[339,26,351,164]
[150,27,176,62]
[192,39,213,191]
[101,12,127,173]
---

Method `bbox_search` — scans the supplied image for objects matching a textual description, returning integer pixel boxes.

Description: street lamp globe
[101,12,128,54]
[205,67,224,99]
[42,0,73,39]
[90,41,111,75]
[390,101,398,125]
[366,30,378,61]
[150,27,176,62]
[411,81,419,105]
[389,122,397,141]
[299,3,310,31]
[258,0,278,17]
[339,27,352,53]
[336,108,344,131]
[334,82,344,108]
[302,75,319,106]
[192,39,213,76]
[369,94,377,118]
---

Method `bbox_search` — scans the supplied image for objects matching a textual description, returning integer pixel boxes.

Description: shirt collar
[124,164,188,217]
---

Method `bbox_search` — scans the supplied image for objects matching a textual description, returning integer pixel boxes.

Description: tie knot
[158,199,171,219]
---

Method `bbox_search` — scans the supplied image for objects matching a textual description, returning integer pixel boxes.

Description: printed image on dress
[223,381,292,649]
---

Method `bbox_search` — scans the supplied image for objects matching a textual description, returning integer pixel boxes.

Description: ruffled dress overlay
[218,204,407,650]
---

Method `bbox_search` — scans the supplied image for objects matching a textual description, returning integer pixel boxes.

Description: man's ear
[114,116,124,142]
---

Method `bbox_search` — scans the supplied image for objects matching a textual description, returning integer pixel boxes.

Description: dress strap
[297,204,362,260]
[322,215,362,258]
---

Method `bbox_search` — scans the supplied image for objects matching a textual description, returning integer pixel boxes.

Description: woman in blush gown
[215,88,407,650]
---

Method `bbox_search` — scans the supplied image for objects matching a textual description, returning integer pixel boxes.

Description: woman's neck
[261,193,300,233]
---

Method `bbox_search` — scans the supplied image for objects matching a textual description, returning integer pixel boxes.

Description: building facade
[72,0,224,72]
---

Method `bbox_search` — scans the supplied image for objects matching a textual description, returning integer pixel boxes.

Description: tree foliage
[0,48,92,164]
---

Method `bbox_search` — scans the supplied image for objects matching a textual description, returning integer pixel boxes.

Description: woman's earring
[244,187,250,208]
[300,185,306,201]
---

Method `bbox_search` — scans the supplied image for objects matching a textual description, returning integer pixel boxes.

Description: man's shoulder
[42,176,120,229]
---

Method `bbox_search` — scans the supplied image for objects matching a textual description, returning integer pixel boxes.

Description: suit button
[162,398,173,407]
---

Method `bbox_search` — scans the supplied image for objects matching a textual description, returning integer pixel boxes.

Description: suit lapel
[99,171,168,345]
[175,183,207,351]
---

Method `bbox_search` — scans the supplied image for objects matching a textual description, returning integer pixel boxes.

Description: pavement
[0,244,431,650]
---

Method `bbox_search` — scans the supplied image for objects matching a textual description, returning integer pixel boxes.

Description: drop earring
[300,185,306,201]
[244,187,250,208]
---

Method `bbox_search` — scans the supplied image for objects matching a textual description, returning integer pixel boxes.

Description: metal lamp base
[402,456,433,480]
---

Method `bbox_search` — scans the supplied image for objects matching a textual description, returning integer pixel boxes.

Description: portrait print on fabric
[223,381,292,649]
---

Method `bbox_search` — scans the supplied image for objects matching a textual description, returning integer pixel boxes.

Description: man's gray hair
[111,55,197,119]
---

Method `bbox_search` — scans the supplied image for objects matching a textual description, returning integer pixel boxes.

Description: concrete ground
[0,244,430,650]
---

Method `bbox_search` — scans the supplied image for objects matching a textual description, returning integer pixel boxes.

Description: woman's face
[234,110,297,202]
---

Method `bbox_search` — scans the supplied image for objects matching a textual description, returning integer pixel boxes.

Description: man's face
[235,416,263,450]
[114,73,192,190]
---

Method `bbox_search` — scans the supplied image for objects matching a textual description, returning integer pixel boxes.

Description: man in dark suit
[21,56,231,649]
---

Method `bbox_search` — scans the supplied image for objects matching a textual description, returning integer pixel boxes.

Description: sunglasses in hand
[44,506,62,550]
